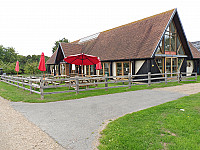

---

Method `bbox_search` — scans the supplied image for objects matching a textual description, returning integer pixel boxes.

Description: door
[165,58,178,77]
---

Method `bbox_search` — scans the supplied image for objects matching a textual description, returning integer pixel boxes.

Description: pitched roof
[46,49,58,64]
[60,43,83,57]
[47,9,176,63]
[188,42,200,59]
[82,9,175,60]
[46,43,83,64]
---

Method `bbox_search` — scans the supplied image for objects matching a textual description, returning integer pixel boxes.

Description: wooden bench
[52,82,60,85]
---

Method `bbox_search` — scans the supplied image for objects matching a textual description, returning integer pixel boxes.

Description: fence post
[75,77,79,94]
[128,73,131,89]
[148,72,151,86]
[22,77,25,90]
[195,72,197,81]
[177,72,180,83]
[165,72,167,84]
[12,76,14,84]
[40,77,44,99]
[105,74,108,91]
[30,76,32,94]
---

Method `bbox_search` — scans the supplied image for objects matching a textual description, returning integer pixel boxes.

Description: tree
[24,62,41,75]
[52,38,69,54]
[0,45,17,63]
[3,62,21,75]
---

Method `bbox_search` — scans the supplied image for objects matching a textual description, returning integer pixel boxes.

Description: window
[99,62,110,76]
[86,65,95,75]
[156,21,185,55]
[123,62,129,75]
[90,65,94,75]
[116,63,122,76]
[156,40,163,54]
[116,62,130,76]
[177,37,185,55]
[155,58,163,73]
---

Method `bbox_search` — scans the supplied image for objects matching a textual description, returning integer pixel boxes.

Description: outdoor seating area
[0,72,197,99]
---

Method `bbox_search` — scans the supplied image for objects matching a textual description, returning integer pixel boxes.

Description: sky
[0,0,200,57]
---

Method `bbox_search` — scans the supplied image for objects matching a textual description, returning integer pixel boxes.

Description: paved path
[10,82,198,150]
[0,97,64,150]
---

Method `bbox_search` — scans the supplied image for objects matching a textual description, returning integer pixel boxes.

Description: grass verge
[0,76,199,103]
[98,92,200,150]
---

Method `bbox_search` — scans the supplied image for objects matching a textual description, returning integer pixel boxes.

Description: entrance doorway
[165,58,177,76]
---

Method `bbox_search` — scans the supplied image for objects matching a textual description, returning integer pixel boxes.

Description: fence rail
[0,72,197,99]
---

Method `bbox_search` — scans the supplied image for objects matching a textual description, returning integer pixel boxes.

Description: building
[191,41,200,51]
[46,8,200,76]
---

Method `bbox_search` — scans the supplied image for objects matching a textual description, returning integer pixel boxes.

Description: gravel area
[0,97,65,150]
[153,83,200,94]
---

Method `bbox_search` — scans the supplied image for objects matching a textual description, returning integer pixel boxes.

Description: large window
[156,21,185,55]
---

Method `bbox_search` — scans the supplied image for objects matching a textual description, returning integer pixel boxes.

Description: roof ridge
[102,8,175,33]
[60,42,82,46]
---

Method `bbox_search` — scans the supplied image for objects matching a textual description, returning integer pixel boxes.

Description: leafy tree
[0,45,17,63]
[52,38,69,54]
[24,62,41,75]
[2,62,21,75]
[0,60,3,68]
[0,44,50,75]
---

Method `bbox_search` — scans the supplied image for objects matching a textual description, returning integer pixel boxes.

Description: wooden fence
[0,72,197,99]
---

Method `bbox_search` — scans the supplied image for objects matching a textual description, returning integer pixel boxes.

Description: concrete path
[10,82,197,150]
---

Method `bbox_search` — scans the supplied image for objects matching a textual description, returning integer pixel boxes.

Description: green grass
[0,76,199,103]
[98,93,200,150]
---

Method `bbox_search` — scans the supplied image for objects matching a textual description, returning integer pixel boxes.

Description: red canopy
[64,53,99,65]
[38,52,46,71]
[96,57,102,70]
[15,61,19,72]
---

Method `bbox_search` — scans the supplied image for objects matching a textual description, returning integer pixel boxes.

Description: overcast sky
[0,0,199,57]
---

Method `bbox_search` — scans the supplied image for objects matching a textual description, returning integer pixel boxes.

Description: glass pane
[155,58,163,73]
[172,58,177,73]
[171,22,176,33]
[117,63,122,76]
[178,58,184,70]
[165,34,170,52]
[86,66,89,75]
[177,36,180,49]
[90,65,94,75]
[104,63,109,75]
[171,35,176,52]
[123,62,129,75]
[177,36,185,55]
[99,63,103,75]
[156,40,163,54]
[178,46,185,55]
[166,58,171,73]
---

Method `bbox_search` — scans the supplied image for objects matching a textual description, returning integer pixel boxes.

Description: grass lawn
[98,93,200,150]
[0,76,199,103]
